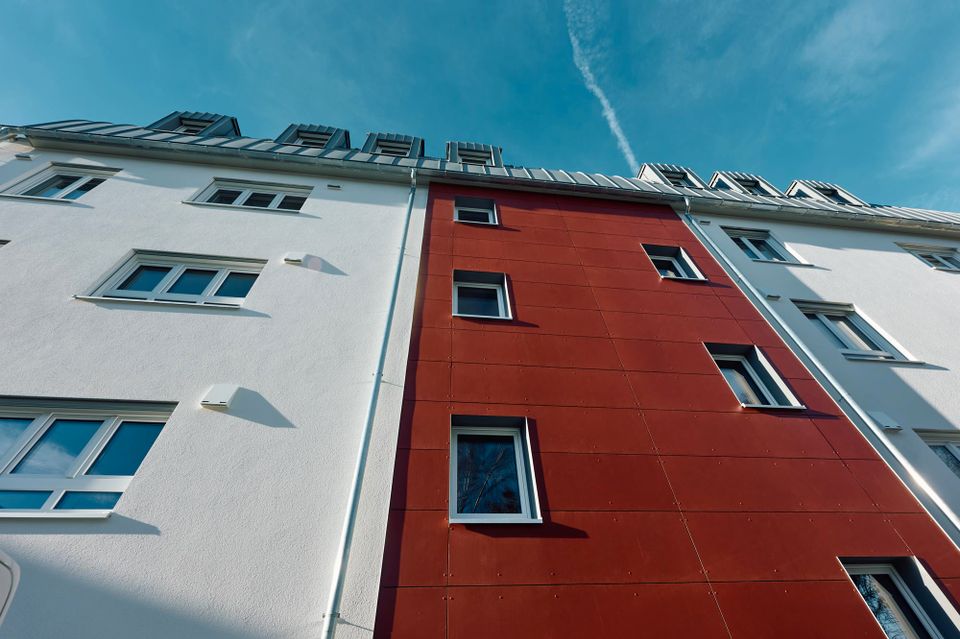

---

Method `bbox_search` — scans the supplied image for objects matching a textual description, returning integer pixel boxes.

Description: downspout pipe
[680,196,960,546]
[321,168,419,638]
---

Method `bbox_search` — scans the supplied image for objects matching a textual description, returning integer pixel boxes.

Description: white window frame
[723,227,801,264]
[449,421,541,525]
[844,563,949,639]
[900,244,960,272]
[454,206,497,225]
[0,401,170,519]
[0,163,119,201]
[707,345,803,409]
[795,301,906,362]
[87,250,265,307]
[642,244,706,281]
[189,178,312,212]
[453,271,512,320]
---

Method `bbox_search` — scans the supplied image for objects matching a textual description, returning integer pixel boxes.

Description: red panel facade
[375,183,960,637]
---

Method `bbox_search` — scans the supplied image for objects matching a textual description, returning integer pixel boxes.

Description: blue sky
[3,0,959,210]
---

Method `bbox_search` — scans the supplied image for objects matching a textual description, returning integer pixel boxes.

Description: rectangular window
[458,149,494,166]
[735,178,768,196]
[920,435,960,481]
[454,196,498,225]
[795,301,905,361]
[844,561,960,639]
[293,131,332,148]
[707,343,802,409]
[450,416,541,524]
[662,170,695,188]
[2,163,118,201]
[172,118,211,135]
[642,244,706,280]
[0,399,171,515]
[89,251,265,307]
[815,186,852,205]
[900,244,960,272]
[192,179,311,212]
[723,227,797,263]
[374,139,412,157]
[453,270,511,320]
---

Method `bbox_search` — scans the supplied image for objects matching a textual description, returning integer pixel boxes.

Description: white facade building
[0,112,426,639]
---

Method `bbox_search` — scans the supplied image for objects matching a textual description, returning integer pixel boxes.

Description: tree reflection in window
[851,573,931,639]
[456,434,521,514]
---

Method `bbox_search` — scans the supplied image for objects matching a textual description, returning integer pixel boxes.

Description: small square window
[450,416,541,524]
[453,270,511,320]
[723,227,798,263]
[844,561,960,639]
[2,164,117,201]
[458,149,493,166]
[374,140,412,157]
[795,301,906,362]
[707,343,802,409]
[89,251,265,307]
[192,179,312,212]
[293,130,332,148]
[454,196,498,225]
[642,244,706,280]
[0,400,170,515]
[172,118,212,135]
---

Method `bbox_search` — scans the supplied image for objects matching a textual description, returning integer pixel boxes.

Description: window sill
[0,510,111,520]
[0,193,82,205]
[454,219,499,227]
[453,313,514,321]
[74,295,243,310]
[450,516,543,525]
[842,353,926,366]
[660,275,709,283]
[749,258,812,267]
[182,200,303,214]
[740,402,807,411]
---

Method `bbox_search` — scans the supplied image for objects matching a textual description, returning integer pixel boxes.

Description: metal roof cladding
[7,117,960,231]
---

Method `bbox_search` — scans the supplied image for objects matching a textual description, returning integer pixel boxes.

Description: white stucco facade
[0,135,425,638]
[691,207,960,542]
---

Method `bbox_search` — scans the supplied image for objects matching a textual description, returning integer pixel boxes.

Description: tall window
[844,562,960,639]
[707,344,802,409]
[0,400,171,515]
[89,251,265,307]
[450,416,541,524]
[192,179,311,212]
[723,227,797,263]
[2,164,117,201]
[453,270,511,319]
[795,301,905,361]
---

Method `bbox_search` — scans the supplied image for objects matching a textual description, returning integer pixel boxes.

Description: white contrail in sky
[564,0,639,174]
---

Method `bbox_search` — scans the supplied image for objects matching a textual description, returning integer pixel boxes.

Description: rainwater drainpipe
[321,168,419,638]
[680,196,960,546]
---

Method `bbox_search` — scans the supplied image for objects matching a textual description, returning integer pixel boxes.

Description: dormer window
[172,118,212,135]
[788,181,863,206]
[813,187,850,204]
[735,179,768,196]
[458,148,493,166]
[661,170,695,188]
[374,139,412,157]
[294,130,332,148]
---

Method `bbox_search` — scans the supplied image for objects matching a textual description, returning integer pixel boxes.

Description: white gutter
[321,168,418,638]
[679,196,960,546]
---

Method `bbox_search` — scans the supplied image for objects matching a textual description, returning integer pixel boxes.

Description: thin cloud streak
[564,1,639,175]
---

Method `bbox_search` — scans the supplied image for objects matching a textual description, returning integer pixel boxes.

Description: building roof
[6,118,960,232]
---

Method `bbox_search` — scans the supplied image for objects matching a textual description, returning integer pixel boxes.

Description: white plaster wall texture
[0,140,425,639]
[697,213,960,527]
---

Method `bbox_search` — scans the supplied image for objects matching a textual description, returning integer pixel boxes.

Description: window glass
[55,491,122,510]
[805,313,847,348]
[12,419,103,475]
[0,490,51,509]
[209,189,242,204]
[243,192,276,208]
[652,256,680,278]
[456,434,521,514]
[829,315,881,351]
[119,265,171,292]
[24,175,81,198]
[166,269,217,295]
[457,286,501,317]
[62,177,104,200]
[457,209,492,223]
[86,422,163,476]
[215,272,258,298]
[851,573,932,639]
[930,445,960,479]
[0,418,32,459]
[717,360,764,405]
[753,238,785,261]
[277,195,306,210]
[732,237,759,260]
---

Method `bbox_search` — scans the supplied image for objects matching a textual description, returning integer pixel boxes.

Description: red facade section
[375,183,960,638]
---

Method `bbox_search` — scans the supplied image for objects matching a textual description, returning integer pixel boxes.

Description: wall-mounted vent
[147,111,241,138]
[361,132,425,159]
[786,180,866,206]
[446,141,503,167]
[710,171,782,197]
[275,123,350,150]
[638,163,707,189]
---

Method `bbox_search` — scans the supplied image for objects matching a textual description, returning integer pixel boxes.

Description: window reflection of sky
[0,418,33,458]
[12,419,102,475]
